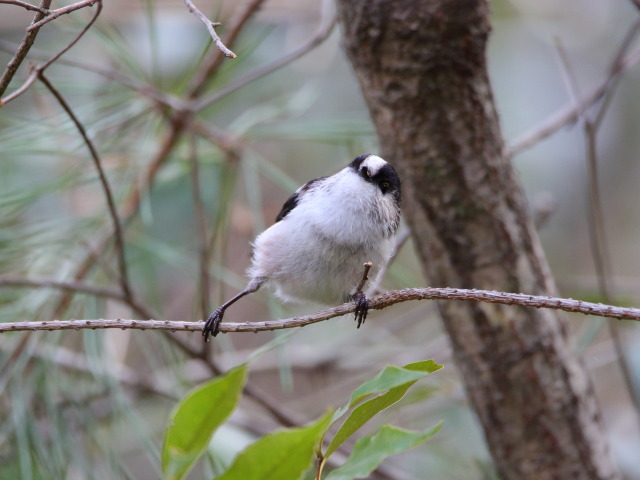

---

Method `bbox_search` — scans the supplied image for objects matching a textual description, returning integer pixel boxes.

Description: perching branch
[183,0,237,58]
[2,287,640,334]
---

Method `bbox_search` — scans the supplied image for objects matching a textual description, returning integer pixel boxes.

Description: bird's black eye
[381,181,390,193]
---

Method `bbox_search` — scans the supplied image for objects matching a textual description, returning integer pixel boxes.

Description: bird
[202,153,402,341]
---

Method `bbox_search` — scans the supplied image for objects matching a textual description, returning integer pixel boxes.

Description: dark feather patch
[348,153,371,172]
[275,176,327,222]
[374,163,401,205]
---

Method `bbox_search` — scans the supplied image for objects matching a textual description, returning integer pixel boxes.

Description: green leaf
[215,412,332,480]
[325,424,442,480]
[325,360,442,459]
[348,366,428,407]
[162,364,248,480]
[400,359,443,375]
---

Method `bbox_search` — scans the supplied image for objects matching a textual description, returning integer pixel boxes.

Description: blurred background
[1,0,639,478]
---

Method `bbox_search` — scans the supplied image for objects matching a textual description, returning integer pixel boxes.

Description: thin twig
[194,1,336,111]
[3,287,640,334]
[554,38,583,108]
[0,0,102,106]
[35,1,101,70]
[0,0,52,98]
[507,44,640,157]
[592,19,640,128]
[38,72,134,306]
[27,0,99,31]
[187,0,267,98]
[0,0,48,13]
[355,262,373,293]
[183,0,237,58]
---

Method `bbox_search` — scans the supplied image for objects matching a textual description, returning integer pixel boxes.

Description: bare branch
[507,42,640,157]
[0,0,102,106]
[27,0,99,31]
[183,0,237,59]
[3,287,640,334]
[554,38,583,108]
[0,0,52,98]
[0,0,48,13]
[38,73,134,306]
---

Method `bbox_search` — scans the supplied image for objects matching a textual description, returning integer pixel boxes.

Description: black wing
[275,176,327,222]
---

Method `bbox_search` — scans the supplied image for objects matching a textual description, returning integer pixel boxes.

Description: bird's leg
[353,291,369,328]
[353,262,373,328]
[202,278,264,341]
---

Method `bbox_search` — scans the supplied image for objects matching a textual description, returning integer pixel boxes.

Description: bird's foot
[203,307,225,342]
[353,290,369,329]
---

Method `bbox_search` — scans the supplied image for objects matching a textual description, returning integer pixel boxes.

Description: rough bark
[335,1,618,479]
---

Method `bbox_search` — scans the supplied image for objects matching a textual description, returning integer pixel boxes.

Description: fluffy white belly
[249,221,392,305]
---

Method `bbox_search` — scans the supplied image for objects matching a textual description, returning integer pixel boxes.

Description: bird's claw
[353,291,369,329]
[203,307,224,342]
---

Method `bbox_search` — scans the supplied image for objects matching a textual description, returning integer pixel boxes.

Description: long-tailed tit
[202,154,401,341]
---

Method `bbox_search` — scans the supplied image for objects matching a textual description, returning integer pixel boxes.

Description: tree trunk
[335,1,618,479]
